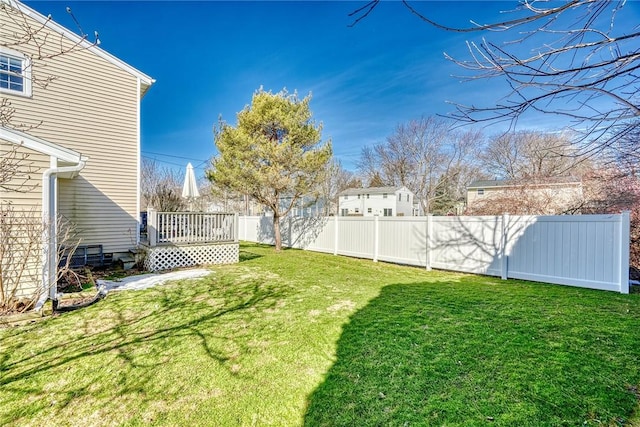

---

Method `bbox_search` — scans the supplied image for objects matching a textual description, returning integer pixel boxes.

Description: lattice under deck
[144,243,239,271]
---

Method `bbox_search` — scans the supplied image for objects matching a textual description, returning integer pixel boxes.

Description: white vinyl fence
[239,213,631,294]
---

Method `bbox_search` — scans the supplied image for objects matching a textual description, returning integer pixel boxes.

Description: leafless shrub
[141,158,185,212]
[0,203,80,313]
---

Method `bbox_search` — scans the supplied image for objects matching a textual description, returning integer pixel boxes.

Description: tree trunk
[273,213,282,251]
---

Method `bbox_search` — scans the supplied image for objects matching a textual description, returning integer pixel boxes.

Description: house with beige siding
[466,177,583,215]
[0,0,153,302]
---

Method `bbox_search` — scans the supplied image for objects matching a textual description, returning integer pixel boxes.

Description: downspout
[136,76,141,246]
[35,159,86,312]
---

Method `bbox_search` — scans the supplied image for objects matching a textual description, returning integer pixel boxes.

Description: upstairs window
[383,193,388,199]
[398,193,401,201]
[0,48,31,97]
[477,189,485,196]
[406,194,409,202]
[344,195,348,200]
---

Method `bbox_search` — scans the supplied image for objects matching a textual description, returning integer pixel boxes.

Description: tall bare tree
[351,0,640,157]
[481,131,588,180]
[318,159,360,215]
[358,116,484,214]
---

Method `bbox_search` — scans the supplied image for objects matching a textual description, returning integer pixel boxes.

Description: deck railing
[146,208,238,247]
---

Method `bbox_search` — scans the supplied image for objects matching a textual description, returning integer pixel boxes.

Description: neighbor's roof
[468,177,582,189]
[338,186,410,196]
[4,0,155,97]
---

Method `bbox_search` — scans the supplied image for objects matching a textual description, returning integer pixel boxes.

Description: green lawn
[1,243,640,426]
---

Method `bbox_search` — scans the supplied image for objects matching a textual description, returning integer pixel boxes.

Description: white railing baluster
[149,212,236,245]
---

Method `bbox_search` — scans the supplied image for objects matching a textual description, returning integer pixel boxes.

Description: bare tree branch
[351,0,640,156]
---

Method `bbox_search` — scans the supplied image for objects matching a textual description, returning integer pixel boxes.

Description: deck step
[118,255,136,270]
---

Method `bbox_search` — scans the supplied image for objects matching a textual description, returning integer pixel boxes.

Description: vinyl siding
[1,7,142,254]
[466,184,583,214]
[0,141,48,297]
[0,141,48,210]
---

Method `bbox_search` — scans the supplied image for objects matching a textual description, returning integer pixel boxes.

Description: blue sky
[27,1,640,178]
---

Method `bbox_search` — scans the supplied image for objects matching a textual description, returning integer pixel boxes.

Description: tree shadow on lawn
[304,277,640,426]
[239,249,263,262]
[0,272,290,424]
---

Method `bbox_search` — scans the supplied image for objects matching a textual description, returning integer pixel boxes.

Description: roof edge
[5,0,154,88]
[0,126,85,163]
[338,186,408,196]
[468,178,582,189]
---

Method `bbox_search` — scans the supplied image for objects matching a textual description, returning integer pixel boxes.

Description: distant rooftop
[338,186,409,196]
[468,177,582,189]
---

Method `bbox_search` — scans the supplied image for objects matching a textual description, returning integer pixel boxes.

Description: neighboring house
[205,194,265,216]
[282,194,326,218]
[338,186,415,217]
[466,177,583,215]
[0,0,154,298]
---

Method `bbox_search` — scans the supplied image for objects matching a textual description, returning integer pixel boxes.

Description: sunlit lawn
[1,243,640,426]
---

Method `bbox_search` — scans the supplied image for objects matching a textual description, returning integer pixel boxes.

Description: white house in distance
[338,186,415,216]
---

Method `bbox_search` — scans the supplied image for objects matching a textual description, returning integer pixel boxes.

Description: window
[341,209,348,216]
[0,48,31,97]
[366,194,370,199]
[477,189,485,196]
[367,208,372,214]
[384,208,393,216]
[383,193,387,199]
[398,193,401,201]
[358,194,361,199]
[406,194,409,202]
[344,195,348,200]
[355,208,359,213]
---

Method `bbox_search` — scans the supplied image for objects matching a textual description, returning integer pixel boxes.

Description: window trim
[0,47,32,98]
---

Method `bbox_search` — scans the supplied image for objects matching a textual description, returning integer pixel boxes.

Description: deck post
[234,213,240,243]
[148,207,157,247]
